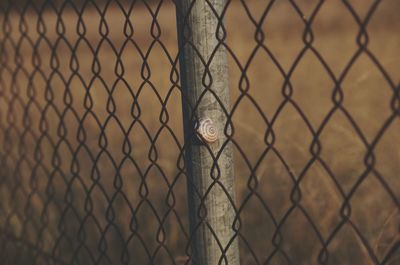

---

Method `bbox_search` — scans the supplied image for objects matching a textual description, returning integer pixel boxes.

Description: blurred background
[0,0,399,264]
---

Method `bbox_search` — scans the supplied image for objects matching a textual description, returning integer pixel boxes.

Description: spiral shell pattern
[196,118,218,143]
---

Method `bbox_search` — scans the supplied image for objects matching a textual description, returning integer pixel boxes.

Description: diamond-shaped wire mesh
[0,0,399,265]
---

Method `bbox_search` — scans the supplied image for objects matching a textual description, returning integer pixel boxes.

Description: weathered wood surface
[176,0,240,264]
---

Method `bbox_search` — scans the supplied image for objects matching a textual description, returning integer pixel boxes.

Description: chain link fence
[0,0,399,264]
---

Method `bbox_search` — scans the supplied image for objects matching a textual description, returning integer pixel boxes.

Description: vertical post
[175,1,240,265]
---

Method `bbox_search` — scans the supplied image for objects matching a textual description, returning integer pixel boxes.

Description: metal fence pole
[175,1,240,265]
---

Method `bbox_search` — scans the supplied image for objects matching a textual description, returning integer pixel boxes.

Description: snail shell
[196,118,218,143]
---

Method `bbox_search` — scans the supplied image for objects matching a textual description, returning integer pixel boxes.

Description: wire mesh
[0,0,399,265]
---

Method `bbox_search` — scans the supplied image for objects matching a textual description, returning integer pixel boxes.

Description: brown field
[0,0,399,265]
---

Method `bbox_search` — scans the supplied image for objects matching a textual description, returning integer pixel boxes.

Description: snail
[195,118,218,143]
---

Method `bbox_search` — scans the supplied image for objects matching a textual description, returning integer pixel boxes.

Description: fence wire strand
[0,0,399,265]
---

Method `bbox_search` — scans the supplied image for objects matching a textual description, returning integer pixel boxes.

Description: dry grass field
[0,0,399,265]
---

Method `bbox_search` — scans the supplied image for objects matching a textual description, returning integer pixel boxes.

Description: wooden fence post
[175,0,240,265]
